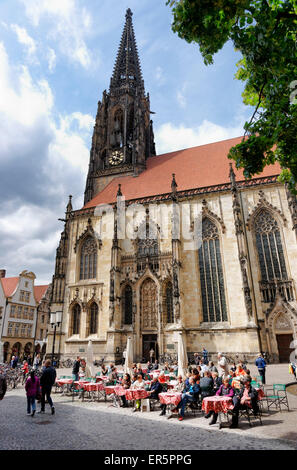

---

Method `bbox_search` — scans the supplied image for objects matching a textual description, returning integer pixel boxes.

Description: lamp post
[50,311,62,366]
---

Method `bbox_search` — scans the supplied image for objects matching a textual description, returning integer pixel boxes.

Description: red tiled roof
[0,277,19,297]
[34,285,49,303]
[83,137,281,209]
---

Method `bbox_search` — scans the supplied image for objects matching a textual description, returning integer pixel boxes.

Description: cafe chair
[238,406,263,427]
[264,384,289,412]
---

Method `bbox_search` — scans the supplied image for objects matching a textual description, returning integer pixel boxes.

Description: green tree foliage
[167,0,297,192]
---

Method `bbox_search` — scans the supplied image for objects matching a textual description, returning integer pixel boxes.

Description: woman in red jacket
[25,370,40,417]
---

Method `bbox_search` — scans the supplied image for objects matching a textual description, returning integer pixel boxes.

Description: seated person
[107,363,114,375]
[163,362,170,373]
[120,373,131,408]
[211,372,222,393]
[131,374,146,412]
[206,377,235,425]
[160,375,185,416]
[184,372,192,388]
[152,360,159,370]
[236,362,247,377]
[200,371,214,401]
[135,363,144,378]
[146,361,153,371]
[148,374,163,401]
[230,376,259,429]
[230,363,237,374]
[174,377,200,421]
[101,364,108,376]
[208,361,218,374]
[158,371,167,384]
[109,367,119,383]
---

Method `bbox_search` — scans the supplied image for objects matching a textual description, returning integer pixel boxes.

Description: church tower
[84,8,156,204]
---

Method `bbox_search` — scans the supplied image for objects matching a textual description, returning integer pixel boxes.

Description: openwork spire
[110,9,144,94]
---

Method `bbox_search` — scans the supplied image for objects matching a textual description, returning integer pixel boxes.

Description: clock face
[109,150,124,166]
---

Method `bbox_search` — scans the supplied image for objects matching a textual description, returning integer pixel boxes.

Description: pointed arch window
[254,209,288,281]
[80,237,97,280]
[198,217,227,322]
[123,284,133,325]
[72,304,81,335]
[165,281,174,324]
[86,303,98,336]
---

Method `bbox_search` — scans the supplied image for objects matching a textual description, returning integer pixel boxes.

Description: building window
[71,304,81,335]
[40,329,43,340]
[17,306,22,318]
[80,237,97,280]
[21,323,26,337]
[88,303,98,335]
[254,209,288,281]
[8,323,13,336]
[198,217,227,323]
[27,325,32,337]
[14,323,19,336]
[29,308,34,320]
[10,305,16,318]
[25,292,30,302]
[122,285,133,325]
[20,291,25,302]
[41,314,45,324]
[23,307,28,319]
[165,282,174,324]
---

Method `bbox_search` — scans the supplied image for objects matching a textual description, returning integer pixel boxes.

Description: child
[25,370,40,417]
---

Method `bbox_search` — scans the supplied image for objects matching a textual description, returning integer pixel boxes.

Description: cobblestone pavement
[1,363,296,450]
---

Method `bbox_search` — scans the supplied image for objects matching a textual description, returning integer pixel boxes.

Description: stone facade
[48,10,297,365]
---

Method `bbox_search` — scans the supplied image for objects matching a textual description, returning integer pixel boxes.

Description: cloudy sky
[0,0,251,285]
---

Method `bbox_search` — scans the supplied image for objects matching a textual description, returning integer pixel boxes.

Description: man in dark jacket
[255,354,267,385]
[0,374,7,400]
[148,375,163,401]
[200,371,215,418]
[175,377,200,421]
[72,356,81,381]
[230,377,259,428]
[39,359,57,415]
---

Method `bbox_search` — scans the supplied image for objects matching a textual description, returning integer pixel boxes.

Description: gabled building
[48,9,297,365]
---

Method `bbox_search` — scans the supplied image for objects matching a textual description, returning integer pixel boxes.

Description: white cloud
[20,0,93,68]
[47,48,56,72]
[155,120,244,154]
[0,41,91,282]
[11,24,37,59]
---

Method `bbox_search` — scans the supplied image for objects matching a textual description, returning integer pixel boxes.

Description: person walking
[72,356,81,381]
[25,370,40,417]
[0,373,7,401]
[39,359,56,415]
[33,353,41,371]
[217,353,229,379]
[255,353,267,385]
[202,348,208,365]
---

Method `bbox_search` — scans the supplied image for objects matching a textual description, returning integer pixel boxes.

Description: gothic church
[48,9,297,364]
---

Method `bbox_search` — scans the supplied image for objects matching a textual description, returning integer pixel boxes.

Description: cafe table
[55,378,74,395]
[159,392,182,419]
[202,396,234,429]
[81,382,105,402]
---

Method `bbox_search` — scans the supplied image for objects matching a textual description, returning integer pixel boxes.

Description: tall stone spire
[83,9,156,205]
[110,8,144,95]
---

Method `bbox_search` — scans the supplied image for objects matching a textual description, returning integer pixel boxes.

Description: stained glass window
[72,304,81,335]
[80,237,97,280]
[254,209,288,281]
[89,303,98,335]
[123,285,133,325]
[198,218,227,322]
[166,282,174,323]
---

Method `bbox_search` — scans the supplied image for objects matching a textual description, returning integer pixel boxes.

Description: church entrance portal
[142,334,158,362]
[276,334,293,363]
